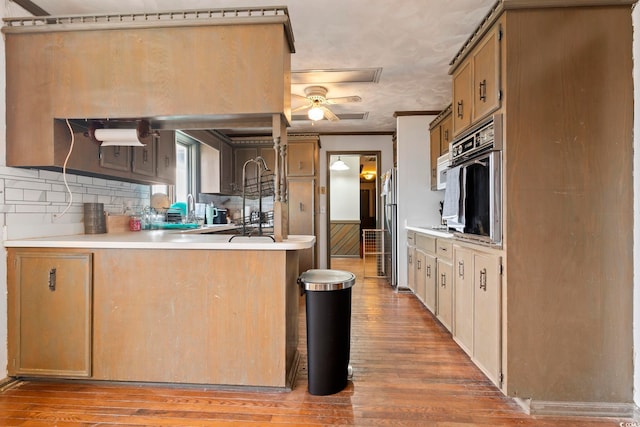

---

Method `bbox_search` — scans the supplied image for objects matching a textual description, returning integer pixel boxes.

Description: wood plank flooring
[0,257,629,426]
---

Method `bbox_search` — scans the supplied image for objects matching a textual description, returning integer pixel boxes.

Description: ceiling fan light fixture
[330,156,350,171]
[308,106,324,121]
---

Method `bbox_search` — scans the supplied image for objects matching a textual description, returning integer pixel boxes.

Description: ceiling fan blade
[292,93,308,100]
[321,105,340,122]
[291,103,312,113]
[326,95,362,104]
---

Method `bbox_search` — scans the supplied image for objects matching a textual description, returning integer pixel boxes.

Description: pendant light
[330,156,349,171]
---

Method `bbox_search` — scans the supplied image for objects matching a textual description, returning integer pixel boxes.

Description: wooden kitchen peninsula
[5,232,315,390]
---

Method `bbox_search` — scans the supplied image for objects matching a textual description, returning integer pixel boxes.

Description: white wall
[329,155,360,221]
[633,4,640,408]
[396,115,444,289]
[318,135,394,268]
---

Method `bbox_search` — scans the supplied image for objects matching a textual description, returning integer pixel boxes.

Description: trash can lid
[299,269,356,291]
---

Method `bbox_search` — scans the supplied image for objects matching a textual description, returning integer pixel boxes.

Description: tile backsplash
[0,167,149,239]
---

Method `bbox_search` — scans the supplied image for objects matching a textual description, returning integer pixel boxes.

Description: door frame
[326,150,381,269]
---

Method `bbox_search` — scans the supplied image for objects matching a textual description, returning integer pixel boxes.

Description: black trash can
[298,269,356,396]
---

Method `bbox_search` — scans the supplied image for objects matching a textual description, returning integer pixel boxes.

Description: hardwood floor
[0,257,628,426]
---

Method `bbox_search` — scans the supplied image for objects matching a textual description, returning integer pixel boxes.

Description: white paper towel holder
[86,119,157,147]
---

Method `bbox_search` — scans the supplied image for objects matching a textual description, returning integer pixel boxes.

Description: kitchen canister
[84,202,106,234]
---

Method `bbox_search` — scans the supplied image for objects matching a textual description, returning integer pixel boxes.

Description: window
[175,132,199,202]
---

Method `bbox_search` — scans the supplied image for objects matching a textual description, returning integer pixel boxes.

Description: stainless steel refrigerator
[381,168,397,288]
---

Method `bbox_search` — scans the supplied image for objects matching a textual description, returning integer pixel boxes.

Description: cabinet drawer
[406,231,416,246]
[416,234,436,254]
[436,239,453,260]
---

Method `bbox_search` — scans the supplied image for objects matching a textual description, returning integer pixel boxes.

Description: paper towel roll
[94,128,144,146]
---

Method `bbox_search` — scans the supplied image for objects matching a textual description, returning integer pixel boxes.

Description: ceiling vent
[292,68,382,85]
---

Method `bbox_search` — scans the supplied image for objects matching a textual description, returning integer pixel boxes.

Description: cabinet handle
[479,268,487,291]
[457,100,464,118]
[299,202,304,212]
[165,156,170,167]
[426,265,431,278]
[458,260,464,278]
[408,254,412,264]
[479,79,487,102]
[417,259,421,270]
[441,273,446,287]
[444,129,449,142]
[143,149,148,163]
[48,268,56,291]
[114,146,121,157]
[298,161,303,170]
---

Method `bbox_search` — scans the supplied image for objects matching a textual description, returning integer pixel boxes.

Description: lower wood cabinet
[453,247,474,355]
[423,252,437,313]
[8,250,93,378]
[414,249,426,302]
[436,258,453,331]
[473,252,502,384]
[453,245,502,386]
[406,235,416,292]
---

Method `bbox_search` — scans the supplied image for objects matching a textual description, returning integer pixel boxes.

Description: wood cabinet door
[156,131,176,183]
[100,146,131,172]
[453,247,474,356]
[436,259,453,332]
[473,26,501,121]
[9,251,92,377]
[220,141,234,194]
[440,114,453,154]
[473,252,502,384]
[287,141,315,176]
[415,249,427,303]
[424,253,437,314]
[429,126,441,191]
[407,244,415,292]
[288,178,315,271]
[452,60,473,137]
[132,138,156,178]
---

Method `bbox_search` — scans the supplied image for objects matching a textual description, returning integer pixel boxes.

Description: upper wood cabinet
[132,138,157,178]
[8,250,93,378]
[287,141,316,176]
[100,146,131,173]
[452,62,473,136]
[452,25,501,137]
[429,106,452,190]
[4,13,293,184]
[156,132,177,183]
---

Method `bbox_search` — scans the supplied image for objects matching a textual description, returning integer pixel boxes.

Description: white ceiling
[11,0,495,134]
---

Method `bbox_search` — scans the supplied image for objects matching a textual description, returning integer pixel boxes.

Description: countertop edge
[405,226,454,238]
[4,231,316,250]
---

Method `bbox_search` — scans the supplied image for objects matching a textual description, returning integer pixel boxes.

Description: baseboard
[529,399,638,419]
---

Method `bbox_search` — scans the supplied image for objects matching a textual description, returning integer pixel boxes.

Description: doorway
[326,151,381,268]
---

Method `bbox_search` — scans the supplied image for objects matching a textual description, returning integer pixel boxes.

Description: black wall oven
[445,114,502,246]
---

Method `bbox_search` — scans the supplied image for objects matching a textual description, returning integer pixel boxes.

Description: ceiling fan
[292,86,361,122]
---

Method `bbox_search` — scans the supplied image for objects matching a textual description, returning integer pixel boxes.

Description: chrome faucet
[186,193,196,223]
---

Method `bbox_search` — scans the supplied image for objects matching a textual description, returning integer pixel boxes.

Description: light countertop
[405,225,454,238]
[4,229,315,251]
